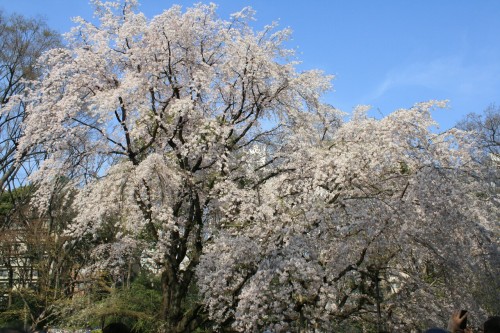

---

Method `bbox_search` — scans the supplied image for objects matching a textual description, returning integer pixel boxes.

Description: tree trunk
[161,256,204,332]
[7,265,13,308]
[161,266,184,332]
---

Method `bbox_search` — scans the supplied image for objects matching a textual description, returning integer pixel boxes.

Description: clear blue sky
[2,0,499,130]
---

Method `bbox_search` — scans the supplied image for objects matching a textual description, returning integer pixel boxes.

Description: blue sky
[1,0,499,130]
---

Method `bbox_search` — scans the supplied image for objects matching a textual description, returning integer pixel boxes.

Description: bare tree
[0,11,61,196]
[457,104,500,163]
[0,12,63,330]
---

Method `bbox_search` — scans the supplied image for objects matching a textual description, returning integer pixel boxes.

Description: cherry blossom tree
[14,1,498,332]
[198,102,498,331]
[16,1,336,331]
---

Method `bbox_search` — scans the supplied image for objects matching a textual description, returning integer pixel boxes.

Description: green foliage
[0,287,45,329]
[56,273,163,333]
[0,185,33,216]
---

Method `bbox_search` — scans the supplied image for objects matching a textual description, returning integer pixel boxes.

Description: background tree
[0,12,86,332]
[455,105,500,316]
[0,12,62,311]
[456,104,500,162]
[0,11,61,194]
